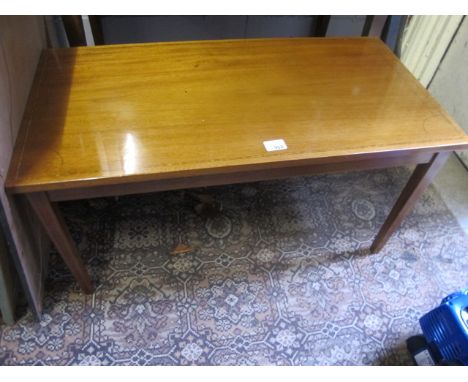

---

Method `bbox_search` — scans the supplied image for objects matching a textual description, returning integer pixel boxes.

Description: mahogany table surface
[5,37,468,194]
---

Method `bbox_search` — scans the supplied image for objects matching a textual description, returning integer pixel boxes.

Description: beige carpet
[1,167,467,365]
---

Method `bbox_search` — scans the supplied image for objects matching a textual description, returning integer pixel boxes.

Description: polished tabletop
[6,37,468,193]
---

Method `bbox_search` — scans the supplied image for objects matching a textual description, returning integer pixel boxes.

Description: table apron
[48,151,435,202]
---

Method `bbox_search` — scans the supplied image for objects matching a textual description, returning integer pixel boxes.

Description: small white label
[414,350,435,366]
[263,139,288,152]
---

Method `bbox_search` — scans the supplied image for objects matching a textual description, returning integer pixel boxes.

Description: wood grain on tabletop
[6,37,468,193]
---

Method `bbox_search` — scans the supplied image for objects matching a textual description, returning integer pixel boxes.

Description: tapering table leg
[26,192,94,293]
[370,152,450,253]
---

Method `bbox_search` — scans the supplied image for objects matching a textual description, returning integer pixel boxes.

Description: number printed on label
[263,139,288,152]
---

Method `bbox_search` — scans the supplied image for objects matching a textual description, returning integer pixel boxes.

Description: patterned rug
[1,167,468,365]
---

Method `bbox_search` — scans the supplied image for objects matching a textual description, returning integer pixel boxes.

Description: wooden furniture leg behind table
[26,192,94,294]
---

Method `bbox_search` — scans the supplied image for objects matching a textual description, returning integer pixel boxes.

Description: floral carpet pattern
[1,167,467,365]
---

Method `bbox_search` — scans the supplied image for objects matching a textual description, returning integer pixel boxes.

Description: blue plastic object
[419,289,468,365]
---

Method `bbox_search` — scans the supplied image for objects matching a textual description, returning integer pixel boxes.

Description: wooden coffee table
[6,37,468,294]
